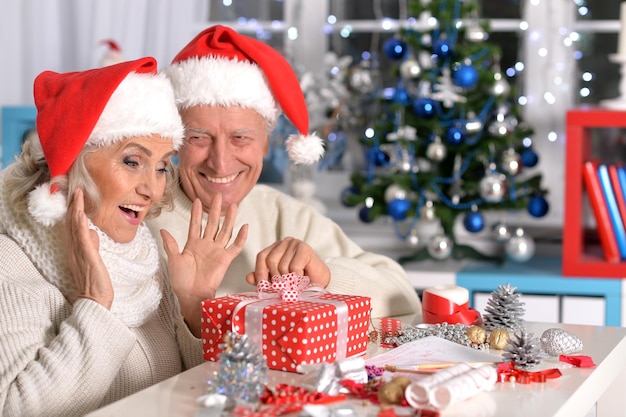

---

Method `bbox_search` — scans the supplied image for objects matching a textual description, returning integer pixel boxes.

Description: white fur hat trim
[286,133,325,165]
[89,72,184,149]
[165,57,279,124]
[28,182,68,227]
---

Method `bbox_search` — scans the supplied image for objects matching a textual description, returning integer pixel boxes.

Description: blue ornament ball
[528,195,549,218]
[412,98,436,118]
[383,38,408,60]
[521,149,539,167]
[359,206,374,223]
[445,127,465,145]
[387,198,411,221]
[463,211,485,233]
[453,64,479,88]
[366,147,388,167]
[392,86,412,106]
[433,39,453,58]
[340,186,359,207]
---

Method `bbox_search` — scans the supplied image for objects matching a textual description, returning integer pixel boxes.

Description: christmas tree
[342,0,549,262]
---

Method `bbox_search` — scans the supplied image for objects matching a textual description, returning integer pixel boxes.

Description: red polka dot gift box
[201,274,371,372]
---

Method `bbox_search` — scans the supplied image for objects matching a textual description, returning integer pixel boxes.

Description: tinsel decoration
[482,283,525,331]
[205,331,268,403]
[502,329,543,369]
[540,328,584,356]
[383,322,490,351]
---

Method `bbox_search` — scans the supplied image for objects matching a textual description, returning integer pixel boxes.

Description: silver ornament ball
[384,184,408,204]
[426,141,447,162]
[400,58,421,79]
[420,201,436,222]
[491,71,511,96]
[407,230,420,248]
[349,64,378,95]
[465,117,483,134]
[428,234,453,260]
[480,172,507,203]
[501,148,522,176]
[465,25,489,43]
[505,228,535,262]
[491,222,512,242]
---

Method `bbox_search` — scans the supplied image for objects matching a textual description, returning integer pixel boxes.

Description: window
[201,0,622,230]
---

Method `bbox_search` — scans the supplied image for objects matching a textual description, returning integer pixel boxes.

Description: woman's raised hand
[65,188,114,309]
[161,194,247,336]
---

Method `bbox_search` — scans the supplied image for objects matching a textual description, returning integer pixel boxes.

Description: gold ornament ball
[378,380,405,405]
[390,376,412,390]
[489,328,510,349]
[466,325,487,344]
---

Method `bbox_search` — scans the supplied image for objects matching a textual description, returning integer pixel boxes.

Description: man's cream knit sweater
[147,184,422,319]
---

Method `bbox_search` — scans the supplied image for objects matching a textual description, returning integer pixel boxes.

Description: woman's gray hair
[5,131,177,221]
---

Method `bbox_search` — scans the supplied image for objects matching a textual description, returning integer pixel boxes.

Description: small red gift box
[201,284,371,372]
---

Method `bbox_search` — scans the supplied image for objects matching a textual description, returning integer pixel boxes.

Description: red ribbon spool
[421,285,482,325]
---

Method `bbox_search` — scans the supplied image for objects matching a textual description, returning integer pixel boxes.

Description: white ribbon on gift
[229,288,350,362]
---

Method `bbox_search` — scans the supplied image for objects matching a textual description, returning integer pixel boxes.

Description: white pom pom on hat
[165,24,325,165]
[29,57,185,226]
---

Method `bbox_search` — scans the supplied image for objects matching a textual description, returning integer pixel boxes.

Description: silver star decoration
[431,67,467,108]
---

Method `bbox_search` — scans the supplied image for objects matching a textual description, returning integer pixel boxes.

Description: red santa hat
[165,25,324,165]
[29,56,184,226]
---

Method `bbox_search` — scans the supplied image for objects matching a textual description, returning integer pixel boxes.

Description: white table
[87,322,626,417]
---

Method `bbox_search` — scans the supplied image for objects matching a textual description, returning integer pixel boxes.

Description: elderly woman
[0,57,247,417]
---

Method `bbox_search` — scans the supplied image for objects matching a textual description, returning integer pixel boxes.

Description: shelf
[563,107,626,278]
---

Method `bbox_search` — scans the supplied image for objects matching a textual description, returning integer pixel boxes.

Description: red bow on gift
[257,273,316,302]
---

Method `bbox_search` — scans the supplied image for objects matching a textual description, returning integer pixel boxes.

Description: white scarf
[0,170,162,327]
[88,220,162,327]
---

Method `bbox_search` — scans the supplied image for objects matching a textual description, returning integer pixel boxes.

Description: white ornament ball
[428,234,453,260]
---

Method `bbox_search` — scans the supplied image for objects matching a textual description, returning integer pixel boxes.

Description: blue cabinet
[456,257,623,326]
[1,106,37,169]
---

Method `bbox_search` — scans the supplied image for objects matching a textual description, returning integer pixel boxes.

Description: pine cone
[503,328,543,369]
[482,283,525,331]
[540,328,584,356]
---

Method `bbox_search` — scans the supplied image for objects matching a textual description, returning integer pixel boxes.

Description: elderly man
[147,25,421,319]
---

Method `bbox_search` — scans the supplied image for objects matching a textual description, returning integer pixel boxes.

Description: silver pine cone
[482,283,525,331]
[503,328,543,369]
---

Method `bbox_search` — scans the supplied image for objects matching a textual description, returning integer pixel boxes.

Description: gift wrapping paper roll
[404,363,473,407]
[429,364,497,409]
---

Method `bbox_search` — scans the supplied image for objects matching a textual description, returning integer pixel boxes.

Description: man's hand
[245,237,330,288]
